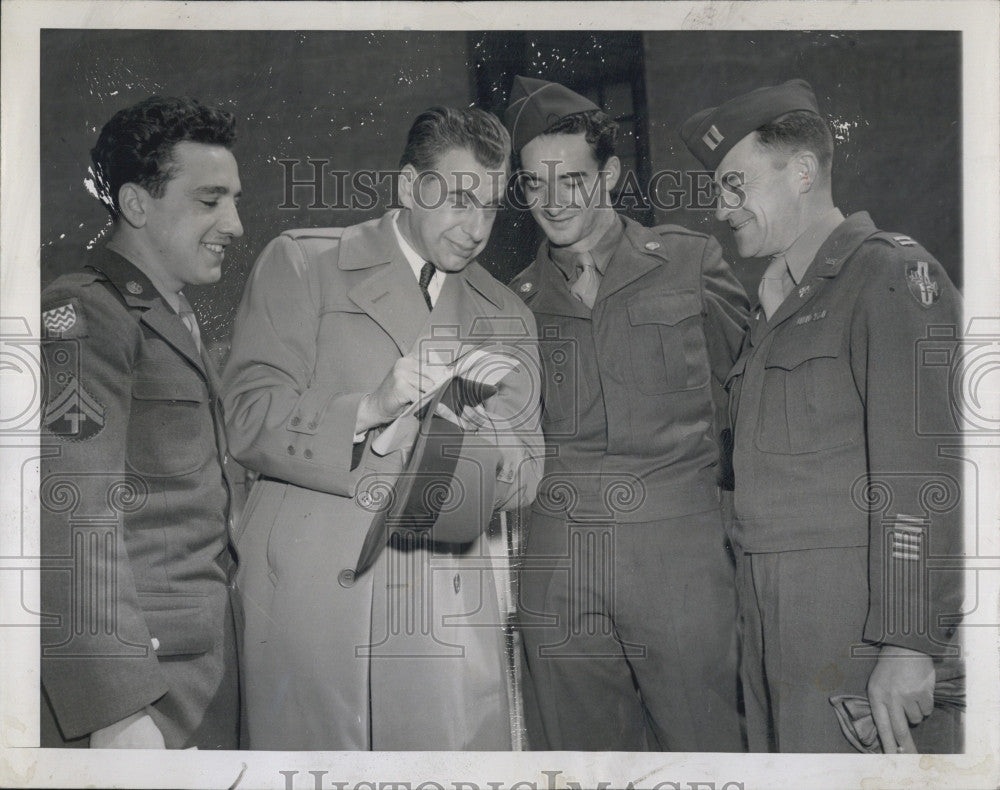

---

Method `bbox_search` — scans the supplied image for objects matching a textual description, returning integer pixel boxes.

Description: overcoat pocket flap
[627,290,701,326]
[140,596,215,656]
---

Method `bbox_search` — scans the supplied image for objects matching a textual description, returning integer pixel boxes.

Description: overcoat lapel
[342,213,432,356]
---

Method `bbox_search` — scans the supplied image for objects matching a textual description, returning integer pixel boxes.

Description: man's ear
[117,183,149,229]
[792,151,820,194]
[397,164,417,210]
[602,155,622,193]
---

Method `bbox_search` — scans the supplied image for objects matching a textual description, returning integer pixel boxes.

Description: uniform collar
[547,212,625,280]
[86,246,170,309]
[803,211,879,280]
[780,207,845,285]
[104,239,185,312]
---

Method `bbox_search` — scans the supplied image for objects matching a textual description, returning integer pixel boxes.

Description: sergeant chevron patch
[43,374,105,441]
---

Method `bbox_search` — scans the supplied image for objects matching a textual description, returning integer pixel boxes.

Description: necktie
[758,254,794,320]
[418,261,435,311]
[569,251,600,309]
[177,292,202,353]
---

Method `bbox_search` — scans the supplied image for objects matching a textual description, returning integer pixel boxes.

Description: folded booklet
[354,348,520,577]
[370,347,520,456]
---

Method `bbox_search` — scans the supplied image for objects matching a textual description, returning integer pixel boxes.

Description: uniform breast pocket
[539,338,586,426]
[128,367,216,477]
[626,290,710,395]
[755,328,863,455]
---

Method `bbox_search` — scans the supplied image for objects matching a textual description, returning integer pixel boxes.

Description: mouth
[202,242,227,257]
[730,217,753,232]
[545,214,575,225]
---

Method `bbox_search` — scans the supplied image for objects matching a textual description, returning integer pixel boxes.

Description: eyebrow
[191,185,241,197]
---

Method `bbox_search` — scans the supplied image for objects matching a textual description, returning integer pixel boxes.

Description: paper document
[371,347,520,456]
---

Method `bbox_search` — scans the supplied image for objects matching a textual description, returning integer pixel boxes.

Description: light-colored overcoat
[223,212,543,749]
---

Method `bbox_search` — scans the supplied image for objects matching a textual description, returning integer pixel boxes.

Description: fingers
[870,699,898,754]
[872,696,921,754]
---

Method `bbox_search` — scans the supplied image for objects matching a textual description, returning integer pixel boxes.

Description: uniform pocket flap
[627,290,701,326]
[140,595,215,657]
[765,328,842,371]
[724,354,748,389]
[132,375,208,403]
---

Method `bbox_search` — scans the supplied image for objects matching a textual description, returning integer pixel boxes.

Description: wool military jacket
[510,216,750,523]
[39,247,240,747]
[726,211,963,656]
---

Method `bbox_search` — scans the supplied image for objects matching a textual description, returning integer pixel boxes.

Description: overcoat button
[358,491,373,508]
[338,569,356,588]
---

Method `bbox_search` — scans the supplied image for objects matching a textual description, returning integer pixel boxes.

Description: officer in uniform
[39,96,244,748]
[505,76,749,751]
[680,79,964,753]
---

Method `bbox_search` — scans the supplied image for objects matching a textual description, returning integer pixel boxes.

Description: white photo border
[2,2,998,788]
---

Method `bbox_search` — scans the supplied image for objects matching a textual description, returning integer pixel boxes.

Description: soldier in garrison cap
[39,96,245,749]
[222,106,543,750]
[681,79,964,753]
[506,75,749,751]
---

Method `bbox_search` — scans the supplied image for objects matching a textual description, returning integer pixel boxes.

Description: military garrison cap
[504,75,600,153]
[679,78,821,171]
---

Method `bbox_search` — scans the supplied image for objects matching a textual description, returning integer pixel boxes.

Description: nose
[220,200,244,239]
[714,198,732,223]
[462,207,492,246]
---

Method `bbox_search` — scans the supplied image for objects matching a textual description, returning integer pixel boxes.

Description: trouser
[519,508,743,751]
[737,546,963,753]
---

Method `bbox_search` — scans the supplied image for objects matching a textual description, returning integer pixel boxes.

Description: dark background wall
[41,29,961,358]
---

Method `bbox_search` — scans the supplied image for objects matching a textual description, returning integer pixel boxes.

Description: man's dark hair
[755,110,834,176]
[539,109,619,167]
[399,106,510,172]
[91,95,237,218]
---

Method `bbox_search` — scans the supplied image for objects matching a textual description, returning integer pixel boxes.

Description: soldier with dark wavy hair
[40,95,244,749]
[90,95,237,217]
[505,76,748,752]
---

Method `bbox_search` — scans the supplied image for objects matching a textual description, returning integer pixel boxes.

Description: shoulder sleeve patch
[42,298,87,339]
[904,260,942,308]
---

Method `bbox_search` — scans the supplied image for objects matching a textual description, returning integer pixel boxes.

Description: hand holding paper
[371,347,521,455]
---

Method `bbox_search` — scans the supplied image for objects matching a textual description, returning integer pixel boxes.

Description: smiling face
[135,140,244,291]
[713,133,804,260]
[397,146,507,273]
[518,132,620,251]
